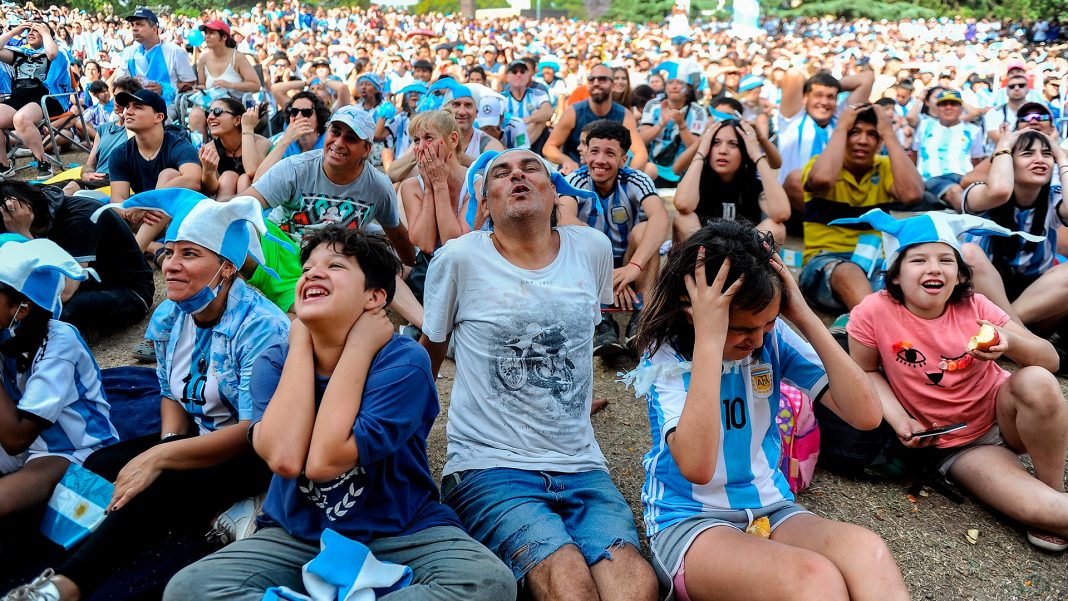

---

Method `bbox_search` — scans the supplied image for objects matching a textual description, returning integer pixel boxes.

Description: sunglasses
[1019,112,1052,123]
[1007,83,1028,90]
[286,107,315,118]
[587,75,611,83]
[207,108,237,117]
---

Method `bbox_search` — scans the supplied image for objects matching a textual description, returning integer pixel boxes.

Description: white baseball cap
[476,92,506,128]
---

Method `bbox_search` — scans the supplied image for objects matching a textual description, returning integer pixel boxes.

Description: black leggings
[58,433,271,595]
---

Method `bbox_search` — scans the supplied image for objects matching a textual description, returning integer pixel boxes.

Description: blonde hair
[408,109,460,141]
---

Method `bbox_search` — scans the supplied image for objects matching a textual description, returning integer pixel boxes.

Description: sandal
[1026,529,1068,552]
[131,340,156,363]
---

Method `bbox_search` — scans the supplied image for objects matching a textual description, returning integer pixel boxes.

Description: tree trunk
[460,0,476,18]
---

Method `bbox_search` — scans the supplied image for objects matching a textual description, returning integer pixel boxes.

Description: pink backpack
[777,382,820,493]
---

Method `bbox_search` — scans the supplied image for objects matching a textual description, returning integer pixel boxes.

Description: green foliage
[545,0,588,19]
[414,0,509,14]
[600,0,676,23]
[773,0,938,19]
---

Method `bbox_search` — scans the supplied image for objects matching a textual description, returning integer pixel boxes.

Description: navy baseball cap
[115,89,167,115]
[125,7,159,26]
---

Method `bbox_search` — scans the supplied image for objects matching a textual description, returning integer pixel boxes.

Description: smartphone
[909,423,966,440]
[601,293,644,312]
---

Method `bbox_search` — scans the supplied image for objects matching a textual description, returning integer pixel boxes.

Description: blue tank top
[565,100,627,162]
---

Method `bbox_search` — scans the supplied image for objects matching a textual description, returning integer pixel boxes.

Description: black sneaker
[34,160,53,180]
[624,310,641,352]
[593,313,624,356]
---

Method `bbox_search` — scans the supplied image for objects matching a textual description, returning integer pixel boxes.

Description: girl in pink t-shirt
[839,210,1068,552]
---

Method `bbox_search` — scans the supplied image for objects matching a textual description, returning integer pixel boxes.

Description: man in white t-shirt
[421,149,657,600]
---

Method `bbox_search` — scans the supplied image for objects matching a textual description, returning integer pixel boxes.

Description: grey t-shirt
[254,149,400,239]
[422,226,614,476]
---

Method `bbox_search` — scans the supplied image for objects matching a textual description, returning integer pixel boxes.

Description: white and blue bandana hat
[830,209,1045,269]
[0,238,99,318]
[463,149,600,228]
[91,189,296,279]
[416,79,476,113]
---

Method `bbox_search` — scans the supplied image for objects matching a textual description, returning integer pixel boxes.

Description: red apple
[967,324,1000,352]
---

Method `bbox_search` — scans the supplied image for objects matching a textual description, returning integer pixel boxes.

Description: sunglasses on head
[587,75,611,83]
[1019,112,1052,123]
[287,107,315,118]
[207,107,237,117]
[1007,83,1028,90]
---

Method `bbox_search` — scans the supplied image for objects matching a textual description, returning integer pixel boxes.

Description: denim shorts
[924,173,963,200]
[440,467,641,580]
[649,499,811,594]
[799,251,884,313]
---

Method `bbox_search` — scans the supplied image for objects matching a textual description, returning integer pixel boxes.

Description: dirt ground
[35,151,1068,599]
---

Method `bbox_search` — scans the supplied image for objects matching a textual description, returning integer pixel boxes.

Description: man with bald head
[421,149,657,600]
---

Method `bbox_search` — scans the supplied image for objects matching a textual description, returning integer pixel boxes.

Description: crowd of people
[0,1,1067,600]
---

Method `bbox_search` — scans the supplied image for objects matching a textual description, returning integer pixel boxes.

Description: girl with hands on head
[625,219,907,601]
[835,208,1068,552]
[672,119,791,243]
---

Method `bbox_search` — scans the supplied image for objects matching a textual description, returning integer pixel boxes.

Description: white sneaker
[3,569,61,601]
[207,493,265,546]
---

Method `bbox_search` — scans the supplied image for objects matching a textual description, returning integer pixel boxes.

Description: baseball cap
[507,59,528,72]
[476,92,506,128]
[199,19,230,36]
[326,105,375,141]
[125,7,159,26]
[115,89,167,114]
[1005,60,1027,74]
[935,89,963,105]
[1016,101,1053,120]
[311,57,330,67]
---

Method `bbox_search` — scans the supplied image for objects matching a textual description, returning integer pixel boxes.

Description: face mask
[175,265,224,315]
[2,303,26,342]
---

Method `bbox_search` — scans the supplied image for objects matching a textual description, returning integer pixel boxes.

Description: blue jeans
[799,252,884,313]
[441,468,641,580]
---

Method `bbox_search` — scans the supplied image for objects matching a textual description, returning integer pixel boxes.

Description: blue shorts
[440,467,642,580]
[799,252,884,313]
[924,173,963,200]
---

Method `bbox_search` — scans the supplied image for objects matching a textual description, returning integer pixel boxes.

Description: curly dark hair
[286,91,330,135]
[299,225,401,304]
[635,219,786,359]
[0,283,51,373]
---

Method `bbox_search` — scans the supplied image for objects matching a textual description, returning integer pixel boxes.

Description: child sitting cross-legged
[834,209,1068,552]
[164,224,515,601]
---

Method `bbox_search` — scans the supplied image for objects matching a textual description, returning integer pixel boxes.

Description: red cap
[199,20,231,36]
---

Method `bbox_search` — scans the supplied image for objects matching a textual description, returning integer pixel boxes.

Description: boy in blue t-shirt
[165,225,514,601]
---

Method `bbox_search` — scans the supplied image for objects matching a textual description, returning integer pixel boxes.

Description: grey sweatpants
[163,525,516,601]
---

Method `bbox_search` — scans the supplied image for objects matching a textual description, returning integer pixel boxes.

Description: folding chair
[40,90,92,169]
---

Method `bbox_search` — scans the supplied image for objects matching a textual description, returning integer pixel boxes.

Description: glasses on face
[1007,83,1028,90]
[207,107,237,117]
[587,75,611,83]
[1019,112,1052,123]
[287,107,315,118]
